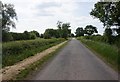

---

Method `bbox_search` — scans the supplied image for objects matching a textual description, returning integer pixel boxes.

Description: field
[2,38,65,67]
[77,37,119,71]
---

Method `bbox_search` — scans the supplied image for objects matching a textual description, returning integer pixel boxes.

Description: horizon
[2,0,105,34]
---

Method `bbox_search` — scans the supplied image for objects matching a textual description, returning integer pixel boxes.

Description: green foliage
[90,2,120,35]
[30,33,36,39]
[57,21,71,39]
[2,30,40,42]
[44,29,58,39]
[15,41,68,80]
[75,27,84,37]
[78,38,119,70]
[43,21,71,39]
[2,38,65,67]
[11,32,26,40]
[1,1,17,31]
[2,31,13,42]
[84,25,98,35]
[82,35,116,44]
[104,28,113,44]
[30,30,40,37]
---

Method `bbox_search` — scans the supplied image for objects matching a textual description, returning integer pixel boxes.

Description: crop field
[2,38,65,67]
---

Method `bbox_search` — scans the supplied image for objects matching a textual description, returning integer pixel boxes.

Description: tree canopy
[90,2,120,34]
[1,1,17,31]
[57,21,71,39]
[75,27,84,37]
[84,25,98,35]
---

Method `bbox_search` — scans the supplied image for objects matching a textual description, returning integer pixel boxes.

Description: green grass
[14,40,68,80]
[2,38,65,67]
[77,37,119,71]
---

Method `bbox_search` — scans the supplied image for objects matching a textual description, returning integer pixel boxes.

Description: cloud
[2,0,104,34]
[36,2,62,9]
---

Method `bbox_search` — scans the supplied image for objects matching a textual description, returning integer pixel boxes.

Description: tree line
[1,1,72,42]
[75,25,98,37]
[2,30,42,42]
[1,1,120,45]
[44,21,71,39]
[75,1,120,45]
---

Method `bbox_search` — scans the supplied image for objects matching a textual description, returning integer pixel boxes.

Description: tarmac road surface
[31,38,118,80]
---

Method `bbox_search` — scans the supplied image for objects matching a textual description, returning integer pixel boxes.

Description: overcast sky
[2,0,105,34]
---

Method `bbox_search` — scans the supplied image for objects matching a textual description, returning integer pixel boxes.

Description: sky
[2,0,105,34]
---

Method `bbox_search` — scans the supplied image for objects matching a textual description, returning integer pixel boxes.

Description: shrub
[2,31,13,42]
[30,33,36,39]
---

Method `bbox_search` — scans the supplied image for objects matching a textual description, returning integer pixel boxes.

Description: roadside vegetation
[1,1,71,69]
[75,2,120,71]
[2,38,65,67]
[1,0,120,79]
[77,37,119,71]
[14,41,68,80]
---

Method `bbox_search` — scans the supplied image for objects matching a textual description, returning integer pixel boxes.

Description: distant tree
[24,31,31,40]
[84,25,98,36]
[57,21,62,29]
[1,1,17,31]
[44,29,56,39]
[75,27,84,37]
[57,21,71,39]
[30,30,40,37]
[30,32,36,39]
[62,23,71,39]
[57,21,62,37]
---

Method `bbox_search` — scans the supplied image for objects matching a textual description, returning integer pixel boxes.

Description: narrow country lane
[31,38,118,80]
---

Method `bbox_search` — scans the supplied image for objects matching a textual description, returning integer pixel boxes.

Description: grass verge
[2,38,65,67]
[77,38,119,71]
[13,41,68,80]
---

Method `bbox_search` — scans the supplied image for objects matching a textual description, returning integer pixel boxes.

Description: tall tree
[30,30,40,37]
[75,27,84,37]
[57,21,62,37]
[57,21,71,39]
[84,25,98,36]
[90,1,120,35]
[1,1,17,42]
[1,1,17,31]
[61,23,71,39]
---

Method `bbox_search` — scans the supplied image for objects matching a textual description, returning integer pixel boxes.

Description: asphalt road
[31,38,118,80]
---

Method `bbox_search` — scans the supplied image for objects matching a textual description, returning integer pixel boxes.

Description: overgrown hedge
[2,31,40,42]
[2,38,65,67]
[82,35,120,44]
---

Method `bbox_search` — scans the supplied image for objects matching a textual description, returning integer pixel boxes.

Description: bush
[2,31,13,42]
[30,33,36,39]
[82,35,116,44]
